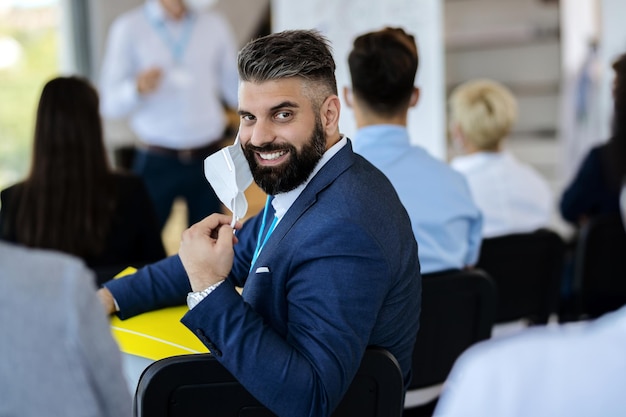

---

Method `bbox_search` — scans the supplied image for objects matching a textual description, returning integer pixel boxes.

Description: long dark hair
[13,76,116,257]
[605,53,626,189]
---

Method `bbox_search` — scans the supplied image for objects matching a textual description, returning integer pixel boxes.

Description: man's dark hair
[348,27,418,116]
[238,29,338,108]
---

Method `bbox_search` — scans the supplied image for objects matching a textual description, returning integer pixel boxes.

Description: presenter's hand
[179,213,242,292]
[137,67,162,94]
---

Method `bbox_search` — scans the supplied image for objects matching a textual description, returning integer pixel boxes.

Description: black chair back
[476,229,565,324]
[574,213,626,318]
[404,269,497,416]
[135,347,404,417]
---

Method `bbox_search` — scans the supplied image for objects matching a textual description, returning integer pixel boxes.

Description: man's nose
[248,120,275,148]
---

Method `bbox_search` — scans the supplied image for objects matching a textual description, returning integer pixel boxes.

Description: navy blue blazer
[106,141,421,417]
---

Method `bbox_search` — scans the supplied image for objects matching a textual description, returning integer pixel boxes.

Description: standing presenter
[99,0,240,229]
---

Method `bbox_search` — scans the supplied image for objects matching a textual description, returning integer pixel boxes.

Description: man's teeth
[259,150,286,161]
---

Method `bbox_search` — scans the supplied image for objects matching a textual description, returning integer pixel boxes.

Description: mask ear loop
[230,197,238,228]
[219,145,238,229]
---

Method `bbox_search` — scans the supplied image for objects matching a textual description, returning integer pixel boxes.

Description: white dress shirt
[451,151,553,238]
[271,136,348,222]
[99,0,239,149]
[435,306,626,417]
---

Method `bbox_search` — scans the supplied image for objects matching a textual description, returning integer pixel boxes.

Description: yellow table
[110,267,209,361]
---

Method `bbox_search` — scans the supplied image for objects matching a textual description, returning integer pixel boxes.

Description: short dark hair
[237,29,338,107]
[348,27,418,116]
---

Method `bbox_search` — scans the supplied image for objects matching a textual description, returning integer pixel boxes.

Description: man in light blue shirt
[345,27,482,274]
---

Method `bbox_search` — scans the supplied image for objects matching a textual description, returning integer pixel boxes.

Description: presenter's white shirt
[99,0,239,149]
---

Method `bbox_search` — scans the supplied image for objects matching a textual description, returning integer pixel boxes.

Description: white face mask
[184,0,217,12]
[204,134,254,226]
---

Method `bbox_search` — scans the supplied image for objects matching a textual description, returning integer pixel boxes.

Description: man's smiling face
[238,77,327,195]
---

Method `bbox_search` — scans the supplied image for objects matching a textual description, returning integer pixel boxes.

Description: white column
[558,0,601,186]
[598,0,626,140]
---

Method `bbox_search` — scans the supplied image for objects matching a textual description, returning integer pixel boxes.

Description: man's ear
[343,86,353,108]
[409,87,420,108]
[321,95,341,135]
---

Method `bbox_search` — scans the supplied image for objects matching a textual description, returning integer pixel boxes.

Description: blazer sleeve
[103,255,191,319]
[181,219,392,417]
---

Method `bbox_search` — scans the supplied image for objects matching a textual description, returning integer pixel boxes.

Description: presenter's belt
[145,139,230,162]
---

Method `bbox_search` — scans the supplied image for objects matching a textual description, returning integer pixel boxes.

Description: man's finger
[195,213,235,231]
[216,224,236,250]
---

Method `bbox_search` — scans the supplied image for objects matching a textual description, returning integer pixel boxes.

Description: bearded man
[98,30,420,417]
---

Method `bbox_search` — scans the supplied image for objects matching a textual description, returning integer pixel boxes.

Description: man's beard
[243,117,327,195]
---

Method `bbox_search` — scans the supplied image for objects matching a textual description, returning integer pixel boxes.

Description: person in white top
[434,190,626,416]
[99,0,240,229]
[448,79,553,238]
[433,304,626,417]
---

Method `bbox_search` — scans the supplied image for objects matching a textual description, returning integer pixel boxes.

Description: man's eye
[275,111,291,120]
[241,114,255,122]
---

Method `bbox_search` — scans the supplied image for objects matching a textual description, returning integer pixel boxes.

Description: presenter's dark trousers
[133,147,222,230]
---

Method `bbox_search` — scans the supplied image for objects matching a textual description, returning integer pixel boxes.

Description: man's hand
[136,67,162,94]
[97,287,117,315]
[179,213,242,292]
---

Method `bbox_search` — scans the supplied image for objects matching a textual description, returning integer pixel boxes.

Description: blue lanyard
[144,5,195,63]
[250,196,278,272]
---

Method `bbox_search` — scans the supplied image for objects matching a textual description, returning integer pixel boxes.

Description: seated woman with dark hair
[0,76,166,285]
[560,53,626,227]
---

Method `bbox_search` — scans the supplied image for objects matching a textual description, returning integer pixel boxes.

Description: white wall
[598,0,626,139]
[558,0,601,186]
[272,0,447,159]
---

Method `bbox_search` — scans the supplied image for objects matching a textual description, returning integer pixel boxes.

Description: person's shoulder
[110,5,146,31]
[111,171,150,197]
[0,241,92,289]
[585,141,610,161]
[111,170,142,183]
[0,181,23,198]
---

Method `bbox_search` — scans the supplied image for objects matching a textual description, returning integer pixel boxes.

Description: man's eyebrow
[270,101,299,112]
[238,101,300,117]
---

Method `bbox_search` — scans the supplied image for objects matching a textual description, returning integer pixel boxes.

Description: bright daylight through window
[0,0,59,190]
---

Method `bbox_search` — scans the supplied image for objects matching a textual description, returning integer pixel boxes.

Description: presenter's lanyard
[250,195,278,272]
[144,5,195,64]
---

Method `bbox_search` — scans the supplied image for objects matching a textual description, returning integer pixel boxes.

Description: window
[0,0,60,189]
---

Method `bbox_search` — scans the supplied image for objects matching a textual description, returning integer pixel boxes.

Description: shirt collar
[451,151,507,171]
[272,136,348,220]
[353,125,410,149]
[145,0,193,23]
[145,0,167,22]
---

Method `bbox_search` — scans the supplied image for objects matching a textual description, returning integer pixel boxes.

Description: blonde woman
[448,79,553,238]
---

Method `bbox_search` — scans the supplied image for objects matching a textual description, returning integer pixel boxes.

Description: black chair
[475,228,565,324]
[573,213,626,318]
[135,347,404,417]
[403,269,497,417]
